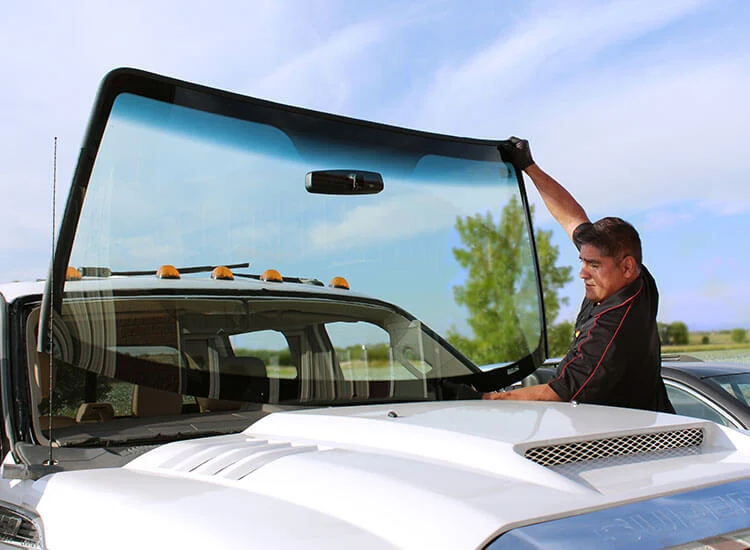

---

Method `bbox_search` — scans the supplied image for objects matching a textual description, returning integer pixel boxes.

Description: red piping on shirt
[552,281,643,402]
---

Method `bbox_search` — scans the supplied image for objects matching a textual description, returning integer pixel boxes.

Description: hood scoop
[129,436,319,481]
[524,427,704,468]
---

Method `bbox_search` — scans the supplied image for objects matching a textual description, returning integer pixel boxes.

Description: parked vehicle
[661,355,750,430]
[524,356,750,429]
[2,68,750,549]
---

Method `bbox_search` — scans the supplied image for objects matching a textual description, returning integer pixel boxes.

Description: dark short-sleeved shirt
[548,265,674,413]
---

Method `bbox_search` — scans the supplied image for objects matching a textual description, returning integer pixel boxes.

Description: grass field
[662,329,749,361]
[662,342,750,363]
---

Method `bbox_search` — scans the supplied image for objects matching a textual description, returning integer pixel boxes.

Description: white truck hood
[20,401,750,549]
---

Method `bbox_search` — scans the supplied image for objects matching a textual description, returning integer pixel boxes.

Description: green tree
[548,320,575,357]
[658,322,671,344]
[667,321,689,346]
[448,197,573,364]
[42,364,113,417]
[731,328,748,344]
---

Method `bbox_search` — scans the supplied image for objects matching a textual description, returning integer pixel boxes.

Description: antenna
[45,137,58,466]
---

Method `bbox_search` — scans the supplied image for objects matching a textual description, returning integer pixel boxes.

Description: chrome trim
[0,500,45,549]
[664,379,743,429]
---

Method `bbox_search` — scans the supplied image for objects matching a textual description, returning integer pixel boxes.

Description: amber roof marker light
[211,266,235,280]
[65,267,82,281]
[156,265,181,279]
[260,269,283,283]
[328,276,350,290]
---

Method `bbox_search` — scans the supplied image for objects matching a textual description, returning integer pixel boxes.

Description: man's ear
[621,256,638,279]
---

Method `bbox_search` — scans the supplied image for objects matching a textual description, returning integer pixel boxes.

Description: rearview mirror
[305,170,384,195]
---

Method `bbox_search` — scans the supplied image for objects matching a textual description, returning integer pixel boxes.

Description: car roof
[0,280,45,302]
[661,362,750,380]
[546,355,750,380]
[0,276,374,304]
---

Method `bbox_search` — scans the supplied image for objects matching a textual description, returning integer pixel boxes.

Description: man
[484,137,674,413]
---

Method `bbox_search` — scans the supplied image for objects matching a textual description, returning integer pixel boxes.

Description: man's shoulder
[639,264,658,295]
[641,264,654,280]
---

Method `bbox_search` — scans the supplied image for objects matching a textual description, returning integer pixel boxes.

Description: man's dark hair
[573,217,642,266]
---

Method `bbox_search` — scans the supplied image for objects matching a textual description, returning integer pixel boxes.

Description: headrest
[196,398,244,412]
[76,402,115,423]
[219,356,267,376]
[132,386,183,417]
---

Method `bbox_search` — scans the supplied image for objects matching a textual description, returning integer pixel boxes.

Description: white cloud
[527,59,750,218]
[308,182,517,253]
[242,2,437,115]
[386,0,750,223]
[0,0,296,281]
[309,194,455,252]
[410,0,715,133]
[251,19,389,110]
[637,199,750,235]
[1,0,748,341]
[702,199,750,217]
[640,210,697,232]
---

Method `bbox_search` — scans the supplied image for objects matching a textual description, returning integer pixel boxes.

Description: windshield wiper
[57,429,235,448]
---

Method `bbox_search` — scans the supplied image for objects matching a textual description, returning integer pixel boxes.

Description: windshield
[34,69,544,446]
[706,373,750,407]
[30,292,478,446]
[55,70,543,371]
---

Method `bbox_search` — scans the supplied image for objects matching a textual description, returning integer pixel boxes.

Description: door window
[665,382,739,428]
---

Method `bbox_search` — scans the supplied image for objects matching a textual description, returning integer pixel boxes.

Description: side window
[326,321,418,381]
[229,330,297,379]
[43,370,136,419]
[38,325,138,421]
[665,383,737,428]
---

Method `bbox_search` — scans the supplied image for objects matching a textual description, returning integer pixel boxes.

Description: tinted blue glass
[68,92,540,366]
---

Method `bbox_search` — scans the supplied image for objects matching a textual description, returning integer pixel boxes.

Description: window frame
[664,378,744,429]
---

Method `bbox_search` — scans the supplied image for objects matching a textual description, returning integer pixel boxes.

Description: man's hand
[482,383,563,402]
[498,136,534,171]
[501,138,589,240]
[483,389,512,400]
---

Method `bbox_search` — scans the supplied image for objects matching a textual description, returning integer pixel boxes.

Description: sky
[1,0,748,332]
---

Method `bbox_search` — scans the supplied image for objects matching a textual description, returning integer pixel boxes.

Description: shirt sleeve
[548,311,628,404]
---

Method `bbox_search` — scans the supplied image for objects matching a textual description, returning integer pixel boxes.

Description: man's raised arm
[499,137,589,240]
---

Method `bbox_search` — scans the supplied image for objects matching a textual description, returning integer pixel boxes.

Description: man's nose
[579,265,589,279]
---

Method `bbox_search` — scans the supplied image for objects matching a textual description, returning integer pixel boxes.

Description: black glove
[498,136,534,171]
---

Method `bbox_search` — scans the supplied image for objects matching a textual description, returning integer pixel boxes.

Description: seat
[196,356,266,412]
[220,355,267,376]
[196,398,245,412]
[40,415,78,429]
[132,386,183,417]
[76,402,115,423]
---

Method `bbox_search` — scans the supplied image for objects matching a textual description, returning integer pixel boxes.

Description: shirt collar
[591,271,644,312]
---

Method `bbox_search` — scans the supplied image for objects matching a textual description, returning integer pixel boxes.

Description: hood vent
[151,438,319,481]
[524,427,704,467]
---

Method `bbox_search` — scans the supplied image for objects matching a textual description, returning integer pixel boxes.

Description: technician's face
[578,244,630,304]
